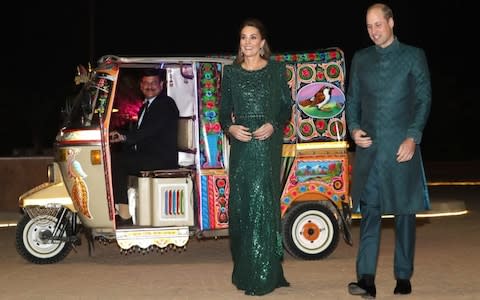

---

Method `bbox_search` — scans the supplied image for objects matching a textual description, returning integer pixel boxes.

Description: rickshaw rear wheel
[15,214,73,264]
[282,202,339,260]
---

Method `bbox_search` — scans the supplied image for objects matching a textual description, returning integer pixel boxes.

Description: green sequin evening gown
[219,61,292,295]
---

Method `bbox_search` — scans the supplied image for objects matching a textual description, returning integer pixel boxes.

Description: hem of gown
[235,279,290,296]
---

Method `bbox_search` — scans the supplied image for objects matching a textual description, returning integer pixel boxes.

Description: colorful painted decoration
[296,82,345,120]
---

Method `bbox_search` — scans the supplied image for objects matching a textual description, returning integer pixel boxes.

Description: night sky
[5,1,475,161]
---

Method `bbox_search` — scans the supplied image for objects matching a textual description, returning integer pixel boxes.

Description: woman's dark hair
[235,18,272,64]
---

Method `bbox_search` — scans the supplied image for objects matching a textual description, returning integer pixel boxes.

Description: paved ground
[1,161,479,299]
[0,184,479,300]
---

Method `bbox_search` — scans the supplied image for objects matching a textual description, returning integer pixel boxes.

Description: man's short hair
[142,68,166,80]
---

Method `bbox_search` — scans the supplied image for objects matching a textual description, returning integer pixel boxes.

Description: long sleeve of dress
[219,65,233,133]
[266,62,292,131]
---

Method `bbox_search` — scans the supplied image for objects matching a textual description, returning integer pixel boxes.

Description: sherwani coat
[346,38,431,215]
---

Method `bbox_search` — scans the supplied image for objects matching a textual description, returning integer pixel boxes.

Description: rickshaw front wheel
[282,202,339,260]
[15,214,73,264]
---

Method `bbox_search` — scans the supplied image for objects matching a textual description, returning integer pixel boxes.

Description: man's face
[366,8,394,48]
[140,75,163,98]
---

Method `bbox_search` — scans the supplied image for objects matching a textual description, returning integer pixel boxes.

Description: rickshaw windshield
[64,72,114,129]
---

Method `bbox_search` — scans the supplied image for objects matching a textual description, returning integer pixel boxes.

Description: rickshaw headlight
[90,150,102,165]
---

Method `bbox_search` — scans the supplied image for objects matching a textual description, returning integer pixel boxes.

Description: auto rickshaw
[16,48,352,264]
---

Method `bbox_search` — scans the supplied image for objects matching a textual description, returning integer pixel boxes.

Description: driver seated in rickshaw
[109,68,179,226]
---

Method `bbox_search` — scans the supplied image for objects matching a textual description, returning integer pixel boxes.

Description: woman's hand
[229,125,252,142]
[253,123,274,141]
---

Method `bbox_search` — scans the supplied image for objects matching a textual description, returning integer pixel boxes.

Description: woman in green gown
[219,18,293,296]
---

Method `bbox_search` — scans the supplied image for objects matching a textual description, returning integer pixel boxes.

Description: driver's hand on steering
[109,131,126,143]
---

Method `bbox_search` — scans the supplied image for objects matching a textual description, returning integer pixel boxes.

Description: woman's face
[239,25,265,59]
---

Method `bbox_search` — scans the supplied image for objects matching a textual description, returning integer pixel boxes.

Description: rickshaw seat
[177,116,196,167]
[177,116,196,154]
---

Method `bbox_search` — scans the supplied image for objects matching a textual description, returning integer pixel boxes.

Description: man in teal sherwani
[346,3,431,298]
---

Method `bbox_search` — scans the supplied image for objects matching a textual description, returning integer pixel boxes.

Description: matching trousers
[356,162,416,280]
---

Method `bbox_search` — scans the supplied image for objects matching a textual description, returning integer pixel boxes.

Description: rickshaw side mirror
[180,64,194,80]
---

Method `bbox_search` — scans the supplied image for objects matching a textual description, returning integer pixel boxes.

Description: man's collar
[144,96,156,105]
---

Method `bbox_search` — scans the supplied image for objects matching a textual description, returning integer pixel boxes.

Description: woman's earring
[260,47,265,57]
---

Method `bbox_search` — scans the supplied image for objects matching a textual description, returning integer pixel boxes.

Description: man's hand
[396,138,416,163]
[109,131,126,143]
[352,129,372,148]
